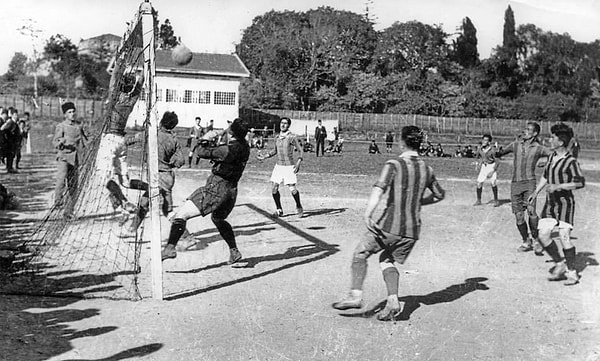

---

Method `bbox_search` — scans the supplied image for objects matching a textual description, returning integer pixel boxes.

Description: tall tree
[43,34,80,97]
[158,19,179,49]
[453,17,479,68]
[502,5,518,62]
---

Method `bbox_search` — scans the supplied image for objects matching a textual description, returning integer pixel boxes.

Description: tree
[453,17,479,68]
[158,19,179,49]
[502,5,518,62]
[237,8,376,110]
[4,52,28,82]
[370,21,450,77]
[44,34,80,97]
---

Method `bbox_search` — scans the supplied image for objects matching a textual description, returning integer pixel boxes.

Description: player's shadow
[170,244,328,273]
[575,252,598,274]
[340,277,489,321]
[301,207,347,218]
[488,199,511,206]
[178,221,277,252]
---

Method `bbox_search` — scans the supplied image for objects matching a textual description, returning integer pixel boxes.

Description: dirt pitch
[1,147,599,361]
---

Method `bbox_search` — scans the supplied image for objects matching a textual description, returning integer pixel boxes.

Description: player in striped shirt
[496,122,551,254]
[332,125,445,321]
[257,117,304,217]
[529,123,585,285]
[474,134,499,207]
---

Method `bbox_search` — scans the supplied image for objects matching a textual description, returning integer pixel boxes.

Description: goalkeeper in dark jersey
[161,118,250,265]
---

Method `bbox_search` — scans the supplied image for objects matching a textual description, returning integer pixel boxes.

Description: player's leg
[53,161,68,207]
[332,233,382,310]
[271,182,283,216]
[538,218,567,280]
[270,165,284,216]
[556,225,579,285]
[526,200,543,256]
[211,189,242,265]
[161,199,201,260]
[64,164,78,218]
[525,180,541,253]
[287,184,303,217]
[490,170,499,207]
[512,184,532,251]
[474,166,486,206]
[376,236,416,320]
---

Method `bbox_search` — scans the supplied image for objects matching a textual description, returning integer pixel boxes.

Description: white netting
[0,6,153,300]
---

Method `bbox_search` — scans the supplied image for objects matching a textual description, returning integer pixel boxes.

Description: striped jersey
[269,131,301,166]
[374,151,445,240]
[497,139,551,182]
[541,152,585,225]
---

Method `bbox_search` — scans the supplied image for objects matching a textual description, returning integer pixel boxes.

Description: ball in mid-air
[171,44,193,66]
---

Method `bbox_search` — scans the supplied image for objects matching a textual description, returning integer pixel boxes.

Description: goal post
[140,1,163,300]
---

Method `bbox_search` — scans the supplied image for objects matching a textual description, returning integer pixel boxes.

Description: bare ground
[1,151,599,361]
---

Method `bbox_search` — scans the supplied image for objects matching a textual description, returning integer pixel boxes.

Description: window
[166,89,177,102]
[156,89,162,102]
[214,91,236,105]
[184,90,193,103]
[197,90,210,104]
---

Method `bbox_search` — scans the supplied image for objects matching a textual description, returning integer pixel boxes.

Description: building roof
[155,49,250,78]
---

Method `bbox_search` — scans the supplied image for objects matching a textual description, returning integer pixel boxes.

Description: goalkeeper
[115,111,184,236]
[161,118,250,265]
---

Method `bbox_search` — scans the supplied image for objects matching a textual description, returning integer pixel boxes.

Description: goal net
[0,3,158,300]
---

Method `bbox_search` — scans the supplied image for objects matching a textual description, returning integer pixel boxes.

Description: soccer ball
[171,44,193,66]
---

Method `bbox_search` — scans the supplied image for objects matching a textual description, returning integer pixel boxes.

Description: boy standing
[473,134,499,207]
[529,123,585,285]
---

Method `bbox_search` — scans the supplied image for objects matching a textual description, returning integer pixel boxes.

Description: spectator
[454,146,463,157]
[314,119,327,157]
[463,145,475,158]
[368,140,381,154]
[385,131,394,153]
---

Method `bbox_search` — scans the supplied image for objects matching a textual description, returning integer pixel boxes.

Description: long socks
[516,222,529,242]
[167,218,187,246]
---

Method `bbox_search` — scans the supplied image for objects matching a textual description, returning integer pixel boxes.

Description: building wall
[127,74,242,129]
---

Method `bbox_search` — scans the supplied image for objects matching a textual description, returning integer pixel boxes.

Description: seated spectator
[463,145,475,158]
[454,146,463,157]
[333,138,344,153]
[368,140,381,154]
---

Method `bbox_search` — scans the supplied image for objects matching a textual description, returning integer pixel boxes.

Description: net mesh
[0,7,153,300]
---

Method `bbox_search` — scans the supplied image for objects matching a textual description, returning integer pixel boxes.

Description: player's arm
[292,136,304,173]
[365,163,394,236]
[528,176,548,204]
[495,142,513,157]
[422,171,445,205]
[257,142,277,160]
[169,137,186,168]
[196,143,229,161]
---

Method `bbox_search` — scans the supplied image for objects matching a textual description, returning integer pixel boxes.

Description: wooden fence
[248,109,600,141]
[2,94,598,141]
[0,94,104,121]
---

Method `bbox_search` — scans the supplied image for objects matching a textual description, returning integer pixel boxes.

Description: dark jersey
[197,139,250,183]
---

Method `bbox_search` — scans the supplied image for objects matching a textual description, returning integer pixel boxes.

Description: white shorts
[270,164,297,185]
[538,217,573,234]
[477,163,497,183]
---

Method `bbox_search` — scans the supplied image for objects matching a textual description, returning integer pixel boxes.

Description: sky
[1,0,599,74]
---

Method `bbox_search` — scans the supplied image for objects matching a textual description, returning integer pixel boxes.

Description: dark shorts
[187,174,237,219]
[355,231,417,264]
[510,180,537,214]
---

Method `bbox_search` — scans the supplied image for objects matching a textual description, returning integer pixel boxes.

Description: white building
[131,49,250,129]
